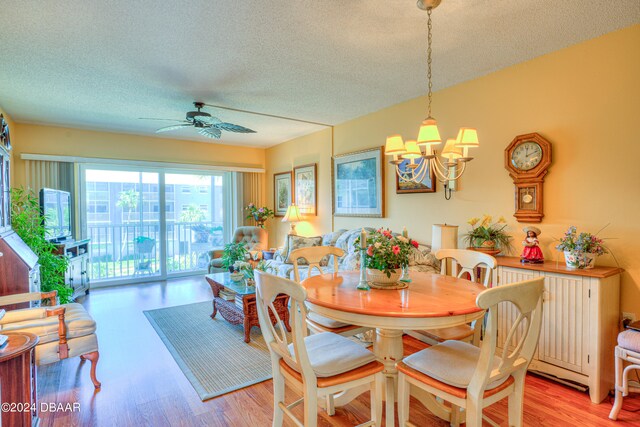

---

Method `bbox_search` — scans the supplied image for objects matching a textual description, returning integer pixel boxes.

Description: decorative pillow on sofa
[408,244,440,270]
[322,229,348,247]
[284,235,323,265]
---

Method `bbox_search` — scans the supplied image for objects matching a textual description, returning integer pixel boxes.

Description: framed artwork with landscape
[294,163,317,216]
[273,171,293,217]
[395,158,436,193]
[332,147,384,217]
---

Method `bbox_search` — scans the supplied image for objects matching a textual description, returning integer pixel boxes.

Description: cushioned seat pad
[307,311,350,329]
[403,340,509,390]
[0,303,96,345]
[287,332,375,377]
[618,330,640,352]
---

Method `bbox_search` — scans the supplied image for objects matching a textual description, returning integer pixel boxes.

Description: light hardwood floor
[37,276,640,426]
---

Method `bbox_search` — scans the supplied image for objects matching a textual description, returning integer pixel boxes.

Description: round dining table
[301,270,487,427]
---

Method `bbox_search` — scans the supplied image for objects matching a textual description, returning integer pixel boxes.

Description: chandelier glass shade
[385,0,479,199]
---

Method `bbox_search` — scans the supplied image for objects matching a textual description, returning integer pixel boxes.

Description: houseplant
[238,259,275,285]
[10,188,72,303]
[355,228,418,286]
[221,241,248,271]
[555,226,608,269]
[245,203,274,228]
[463,215,513,253]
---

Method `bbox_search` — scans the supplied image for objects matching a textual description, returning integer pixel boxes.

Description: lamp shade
[441,138,463,160]
[431,224,458,253]
[402,140,422,159]
[282,204,303,223]
[385,135,406,155]
[454,127,479,147]
[417,118,442,146]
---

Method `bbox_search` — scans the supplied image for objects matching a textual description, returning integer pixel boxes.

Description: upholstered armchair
[208,226,268,273]
[0,291,101,388]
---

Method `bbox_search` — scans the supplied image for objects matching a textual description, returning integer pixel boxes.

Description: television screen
[40,188,72,241]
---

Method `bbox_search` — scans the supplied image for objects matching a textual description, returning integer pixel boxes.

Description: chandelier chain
[427,7,433,118]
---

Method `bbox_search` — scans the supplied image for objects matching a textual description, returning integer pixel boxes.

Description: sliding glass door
[81,166,230,284]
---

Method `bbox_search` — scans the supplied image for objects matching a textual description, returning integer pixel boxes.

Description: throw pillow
[285,235,323,265]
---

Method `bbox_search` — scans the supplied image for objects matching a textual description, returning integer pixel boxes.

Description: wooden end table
[0,332,39,427]
[205,273,291,343]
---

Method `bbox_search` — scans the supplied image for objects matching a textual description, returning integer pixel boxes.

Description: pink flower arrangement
[355,228,418,278]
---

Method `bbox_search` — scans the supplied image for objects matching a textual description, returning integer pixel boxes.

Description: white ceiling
[1,0,638,148]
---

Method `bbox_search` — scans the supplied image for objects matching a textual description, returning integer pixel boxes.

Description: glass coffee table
[205,273,291,343]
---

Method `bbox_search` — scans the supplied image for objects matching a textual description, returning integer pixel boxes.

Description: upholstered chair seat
[306,312,350,329]
[609,329,640,420]
[402,340,511,390]
[0,292,101,388]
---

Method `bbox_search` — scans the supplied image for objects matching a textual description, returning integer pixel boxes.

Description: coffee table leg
[243,318,251,343]
[211,300,217,319]
[374,328,404,427]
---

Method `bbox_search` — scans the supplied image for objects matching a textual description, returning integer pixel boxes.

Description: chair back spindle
[290,246,344,283]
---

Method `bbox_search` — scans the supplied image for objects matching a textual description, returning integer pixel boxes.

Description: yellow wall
[265,25,640,314]
[11,123,265,187]
[265,128,333,246]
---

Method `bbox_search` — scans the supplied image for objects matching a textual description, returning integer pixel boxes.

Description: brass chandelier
[385,0,479,199]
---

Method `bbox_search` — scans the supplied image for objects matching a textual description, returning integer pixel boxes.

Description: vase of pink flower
[355,228,419,288]
[556,226,608,269]
[245,203,274,228]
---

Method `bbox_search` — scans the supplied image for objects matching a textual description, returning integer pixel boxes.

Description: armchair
[208,226,268,273]
[0,291,101,388]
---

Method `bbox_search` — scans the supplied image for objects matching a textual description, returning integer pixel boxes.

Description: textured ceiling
[0,0,638,147]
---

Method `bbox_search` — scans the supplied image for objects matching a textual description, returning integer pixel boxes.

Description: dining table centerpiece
[463,214,512,254]
[555,226,608,269]
[355,228,419,289]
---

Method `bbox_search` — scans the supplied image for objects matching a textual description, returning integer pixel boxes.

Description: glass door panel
[165,172,225,274]
[85,169,161,281]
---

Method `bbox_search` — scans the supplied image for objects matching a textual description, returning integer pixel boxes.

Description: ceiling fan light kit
[385,0,479,200]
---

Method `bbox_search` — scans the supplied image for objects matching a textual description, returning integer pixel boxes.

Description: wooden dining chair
[254,270,383,427]
[397,277,544,427]
[290,246,369,338]
[406,249,497,346]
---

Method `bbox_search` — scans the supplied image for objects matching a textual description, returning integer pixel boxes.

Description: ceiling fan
[140,102,257,139]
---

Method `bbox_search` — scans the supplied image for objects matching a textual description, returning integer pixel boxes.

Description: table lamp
[431,224,458,252]
[282,204,303,235]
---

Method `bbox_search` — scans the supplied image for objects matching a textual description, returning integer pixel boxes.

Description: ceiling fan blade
[198,127,222,139]
[155,123,193,133]
[139,118,188,122]
[196,115,221,125]
[213,122,257,133]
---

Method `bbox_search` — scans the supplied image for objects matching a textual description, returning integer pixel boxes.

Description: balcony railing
[87,221,224,282]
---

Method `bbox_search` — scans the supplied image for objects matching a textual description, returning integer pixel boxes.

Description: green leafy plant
[239,259,275,280]
[221,241,248,269]
[10,188,72,303]
[355,228,419,277]
[463,215,513,251]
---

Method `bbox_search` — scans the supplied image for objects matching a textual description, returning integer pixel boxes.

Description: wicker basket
[366,268,401,287]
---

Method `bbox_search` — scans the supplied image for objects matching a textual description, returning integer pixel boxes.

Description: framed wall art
[395,158,436,194]
[332,147,384,218]
[273,171,293,217]
[294,163,317,216]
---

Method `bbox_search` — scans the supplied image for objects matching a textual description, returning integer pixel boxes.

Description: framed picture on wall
[395,158,436,193]
[294,163,317,216]
[273,171,293,217]
[332,147,384,217]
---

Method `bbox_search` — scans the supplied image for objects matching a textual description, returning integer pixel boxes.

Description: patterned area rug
[144,301,274,401]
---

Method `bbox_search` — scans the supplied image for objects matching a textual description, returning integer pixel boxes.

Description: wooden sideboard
[495,257,622,403]
[0,333,39,427]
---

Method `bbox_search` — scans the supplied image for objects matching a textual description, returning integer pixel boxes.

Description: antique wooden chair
[0,290,101,388]
[397,277,544,427]
[407,249,497,346]
[255,270,383,427]
[290,246,369,338]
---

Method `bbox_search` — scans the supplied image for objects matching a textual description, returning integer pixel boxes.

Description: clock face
[511,141,542,171]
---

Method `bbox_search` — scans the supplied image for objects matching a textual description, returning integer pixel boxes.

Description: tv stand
[53,239,91,300]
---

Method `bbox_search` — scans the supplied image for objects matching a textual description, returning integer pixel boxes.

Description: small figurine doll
[521,226,544,264]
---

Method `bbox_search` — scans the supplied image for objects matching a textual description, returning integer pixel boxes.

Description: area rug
[144,301,275,401]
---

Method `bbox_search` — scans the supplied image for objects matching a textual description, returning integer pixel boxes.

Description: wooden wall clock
[505,133,552,223]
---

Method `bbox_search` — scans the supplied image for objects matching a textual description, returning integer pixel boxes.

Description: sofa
[208,226,268,273]
[269,228,440,281]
